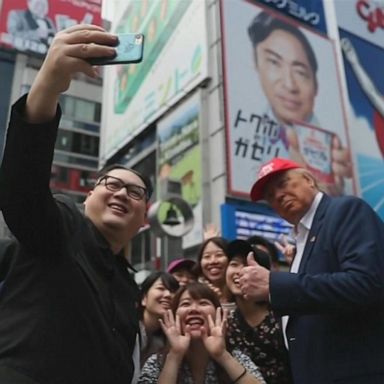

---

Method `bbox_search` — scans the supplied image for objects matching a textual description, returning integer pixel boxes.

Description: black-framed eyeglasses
[96,175,148,201]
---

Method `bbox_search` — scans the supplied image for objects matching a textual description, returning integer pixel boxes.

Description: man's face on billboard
[28,0,49,19]
[255,29,317,125]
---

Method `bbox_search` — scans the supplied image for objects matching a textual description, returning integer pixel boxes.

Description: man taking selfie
[0,25,149,384]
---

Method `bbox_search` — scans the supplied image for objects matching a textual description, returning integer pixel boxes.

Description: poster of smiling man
[221,0,355,199]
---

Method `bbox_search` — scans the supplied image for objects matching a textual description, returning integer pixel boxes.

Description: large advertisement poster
[221,0,355,199]
[0,0,102,55]
[100,0,208,165]
[335,0,384,218]
[157,93,203,249]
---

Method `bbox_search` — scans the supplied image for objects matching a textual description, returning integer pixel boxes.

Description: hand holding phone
[88,33,144,66]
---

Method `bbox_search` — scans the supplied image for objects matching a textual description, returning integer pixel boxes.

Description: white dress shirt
[282,192,324,348]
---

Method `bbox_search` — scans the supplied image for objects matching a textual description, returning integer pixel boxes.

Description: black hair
[138,271,179,319]
[248,11,318,77]
[97,164,153,200]
[171,282,221,313]
[227,239,271,270]
[247,235,279,264]
[194,237,229,279]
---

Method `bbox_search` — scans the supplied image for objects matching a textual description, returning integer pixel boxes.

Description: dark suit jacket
[0,237,17,294]
[270,194,384,384]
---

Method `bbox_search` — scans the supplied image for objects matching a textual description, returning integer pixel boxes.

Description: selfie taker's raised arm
[26,24,117,123]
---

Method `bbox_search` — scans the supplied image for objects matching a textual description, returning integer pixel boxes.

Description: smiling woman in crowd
[138,282,265,384]
[195,237,234,307]
[225,240,292,384]
[138,271,179,366]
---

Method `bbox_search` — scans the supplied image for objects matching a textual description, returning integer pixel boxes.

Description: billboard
[0,0,102,55]
[255,0,328,33]
[100,0,208,164]
[335,0,384,218]
[221,0,355,199]
[157,93,203,249]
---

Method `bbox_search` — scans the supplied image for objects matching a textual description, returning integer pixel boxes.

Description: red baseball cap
[250,157,302,201]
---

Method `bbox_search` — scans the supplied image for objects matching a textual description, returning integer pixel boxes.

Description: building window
[56,130,99,157]
[60,95,101,123]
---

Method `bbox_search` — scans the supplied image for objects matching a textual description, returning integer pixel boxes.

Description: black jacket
[0,95,139,384]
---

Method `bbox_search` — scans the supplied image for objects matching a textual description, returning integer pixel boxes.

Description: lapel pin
[310,236,316,242]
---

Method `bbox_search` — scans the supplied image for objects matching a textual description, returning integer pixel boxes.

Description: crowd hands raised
[137,223,293,383]
[139,282,265,384]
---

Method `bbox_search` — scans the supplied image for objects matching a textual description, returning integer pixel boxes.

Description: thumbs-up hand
[239,252,270,302]
[246,252,258,266]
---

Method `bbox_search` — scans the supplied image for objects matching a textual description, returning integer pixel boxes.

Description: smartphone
[88,33,144,65]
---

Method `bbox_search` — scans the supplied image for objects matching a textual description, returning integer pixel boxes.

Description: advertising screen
[335,0,384,218]
[0,0,102,55]
[157,93,203,249]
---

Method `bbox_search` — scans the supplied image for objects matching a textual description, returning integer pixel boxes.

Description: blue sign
[221,201,292,241]
[252,0,328,33]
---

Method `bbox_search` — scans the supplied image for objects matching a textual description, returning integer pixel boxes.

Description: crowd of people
[1,24,384,384]
[135,230,292,383]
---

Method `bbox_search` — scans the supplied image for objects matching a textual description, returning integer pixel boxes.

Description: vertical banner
[0,0,102,55]
[100,0,208,164]
[335,0,384,218]
[157,93,203,249]
[221,0,355,199]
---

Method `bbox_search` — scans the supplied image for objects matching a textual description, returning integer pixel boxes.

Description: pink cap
[167,258,196,273]
[250,157,301,201]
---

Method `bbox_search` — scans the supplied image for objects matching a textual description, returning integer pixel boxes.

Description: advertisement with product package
[157,93,203,249]
[335,0,384,219]
[0,0,102,55]
[221,0,355,199]
[100,0,208,164]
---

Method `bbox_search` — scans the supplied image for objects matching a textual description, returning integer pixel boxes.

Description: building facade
[0,0,103,232]
[100,0,384,271]
[2,0,383,270]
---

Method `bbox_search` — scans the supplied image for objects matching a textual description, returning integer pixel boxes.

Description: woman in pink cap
[167,258,197,286]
